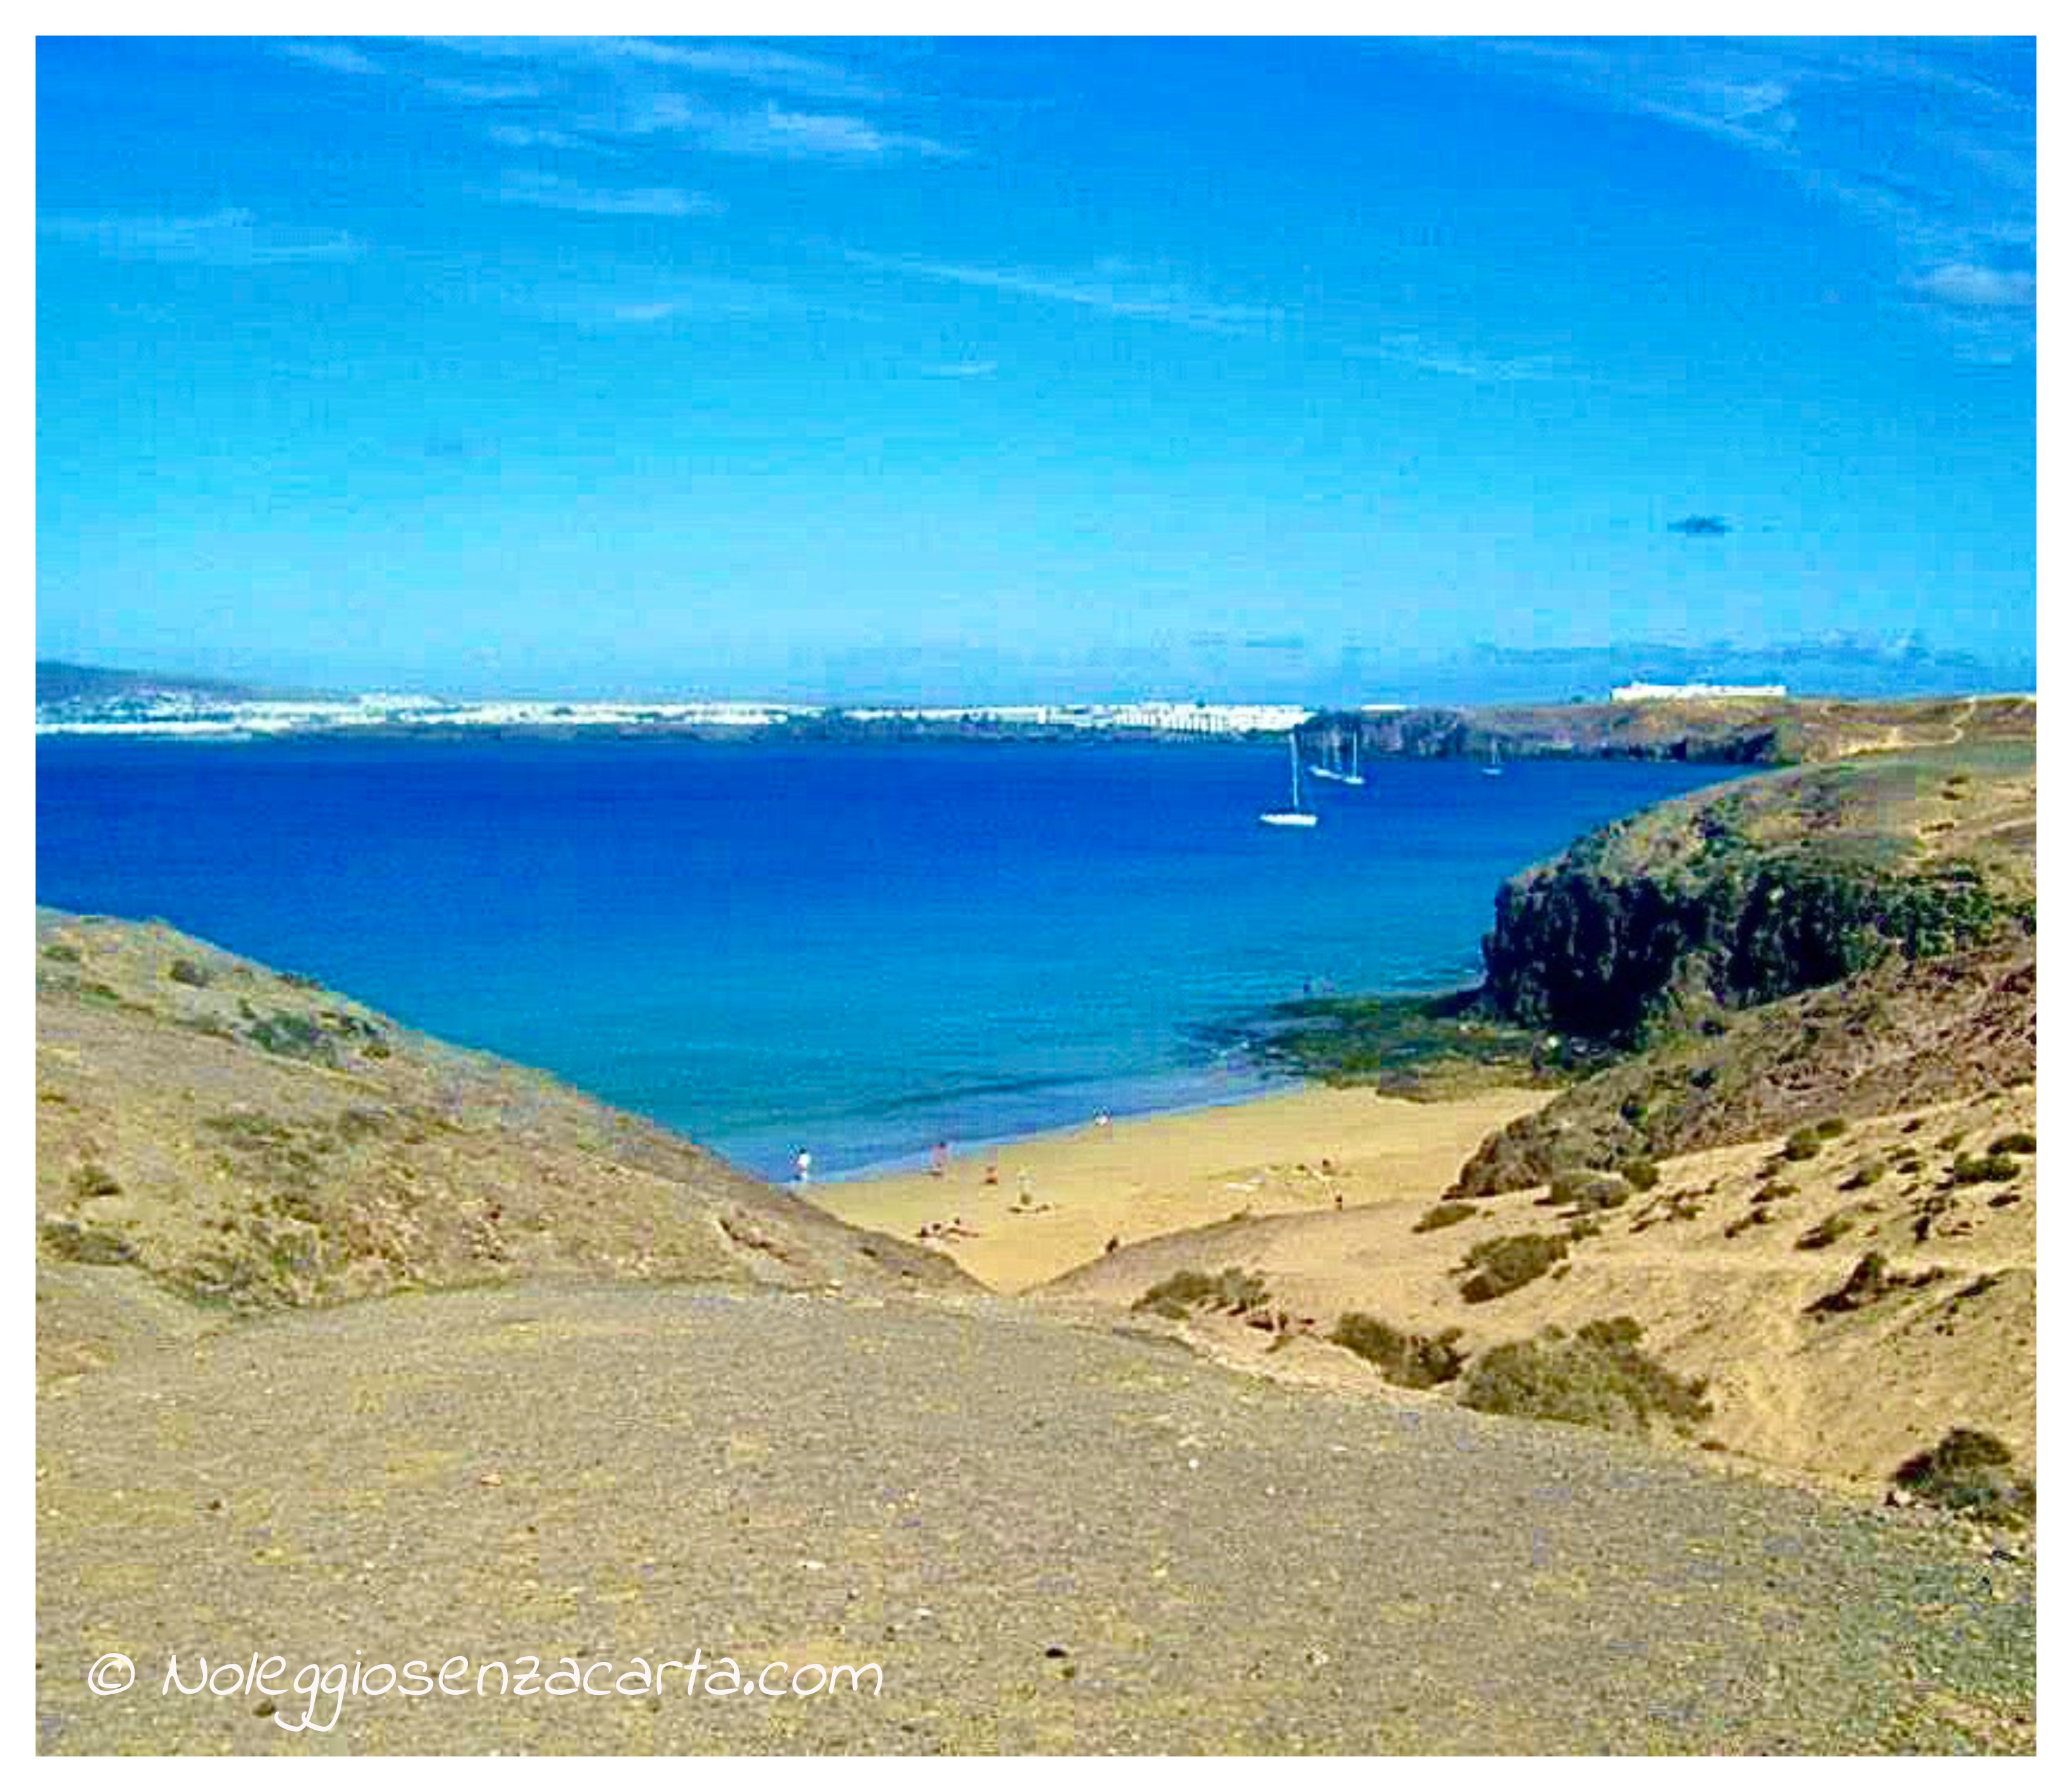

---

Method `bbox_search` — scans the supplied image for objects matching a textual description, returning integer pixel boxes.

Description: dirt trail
[36,1285,2033,1755]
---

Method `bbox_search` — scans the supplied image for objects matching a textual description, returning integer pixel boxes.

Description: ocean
[36,736,1737,1179]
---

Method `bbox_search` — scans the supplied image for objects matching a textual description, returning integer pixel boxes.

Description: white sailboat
[1482,738,1504,778]
[1260,733,1319,827]
[1311,726,1365,787]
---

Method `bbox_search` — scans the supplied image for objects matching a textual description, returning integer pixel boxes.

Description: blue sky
[36,35,2036,701]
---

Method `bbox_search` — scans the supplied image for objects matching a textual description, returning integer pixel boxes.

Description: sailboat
[1482,738,1504,778]
[1259,733,1319,827]
[1310,726,1366,787]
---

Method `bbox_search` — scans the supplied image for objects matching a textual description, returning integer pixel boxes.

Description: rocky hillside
[1303,692,2034,767]
[35,913,973,1377]
[1478,742,2033,1043]
[1453,938,2035,1198]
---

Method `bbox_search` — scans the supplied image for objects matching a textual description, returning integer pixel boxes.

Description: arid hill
[1042,1087,2036,1498]
[34,912,972,1379]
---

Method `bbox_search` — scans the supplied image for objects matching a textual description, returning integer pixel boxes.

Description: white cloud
[850,253,1275,333]
[278,42,380,76]
[491,171,723,218]
[40,208,363,265]
[1912,262,2035,308]
[922,359,999,378]
[425,77,541,104]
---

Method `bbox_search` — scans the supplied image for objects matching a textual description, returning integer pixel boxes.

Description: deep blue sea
[36,738,1737,1179]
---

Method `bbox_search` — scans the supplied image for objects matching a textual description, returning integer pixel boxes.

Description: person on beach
[930,1139,950,1178]
[794,1148,813,1188]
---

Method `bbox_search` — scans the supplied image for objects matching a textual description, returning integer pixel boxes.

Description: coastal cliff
[1302,693,2036,767]
[1478,747,2033,1043]
[1451,732,2036,1195]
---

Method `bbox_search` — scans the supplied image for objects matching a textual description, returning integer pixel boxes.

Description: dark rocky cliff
[1475,747,2033,1045]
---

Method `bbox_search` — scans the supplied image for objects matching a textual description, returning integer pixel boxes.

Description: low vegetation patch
[1838,1159,1889,1191]
[167,957,211,988]
[1327,1312,1466,1388]
[1412,1201,1476,1233]
[1617,1157,1660,1191]
[39,1216,136,1266]
[1456,1233,1567,1304]
[1458,1317,1710,1438]
[1988,1131,2036,1156]
[1805,1251,1941,1317]
[1133,1266,1271,1321]
[1781,1128,1824,1162]
[1546,1171,1628,1213]
[1949,1153,2022,1186]
[1796,1211,1856,1250]
[1892,1428,2035,1527]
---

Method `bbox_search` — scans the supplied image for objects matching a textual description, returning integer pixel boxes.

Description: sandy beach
[811,1083,1549,1293]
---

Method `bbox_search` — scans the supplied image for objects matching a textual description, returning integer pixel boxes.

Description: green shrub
[1457,1233,1567,1304]
[1618,1158,1660,1192]
[1892,1428,2035,1526]
[67,1164,121,1202]
[1327,1312,1466,1388]
[1988,1131,2036,1156]
[1412,1201,1476,1233]
[1795,1211,1854,1250]
[1936,1131,1966,1152]
[1459,1318,1710,1437]
[1814,1116,1849,1138]
[1550,1172,1628,1213]
[41,942,82,964]
[1949,1153,2021,1186]
[1133,1266,1270,1320]
[167,958,211,988]
[1781,1129,1823,1161]
[1838,1160,1888,1191]
[39,1217,136,1265]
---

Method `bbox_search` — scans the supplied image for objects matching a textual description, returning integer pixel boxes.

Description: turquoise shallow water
[36,736,1737,1178]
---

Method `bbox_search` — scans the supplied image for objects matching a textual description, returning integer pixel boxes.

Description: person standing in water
[794,1148,813,1189]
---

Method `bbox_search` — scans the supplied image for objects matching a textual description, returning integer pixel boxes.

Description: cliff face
[1477,747,2034,1044]
[1447,737,2038,1196]
[1307,693,2035,767]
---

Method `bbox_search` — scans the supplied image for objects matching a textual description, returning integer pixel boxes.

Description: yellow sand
[812,1084,1549,1294]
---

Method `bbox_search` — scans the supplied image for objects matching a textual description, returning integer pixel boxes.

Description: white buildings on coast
[1610,682,1787,702]
[35,691,1323,740]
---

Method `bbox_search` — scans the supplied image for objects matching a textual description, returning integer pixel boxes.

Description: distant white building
[1610,682,1787,703]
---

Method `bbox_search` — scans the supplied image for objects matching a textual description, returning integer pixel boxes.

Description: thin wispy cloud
[277,41,380,77]
[1346,335,1569,384]
[921,359,999,379]
[418,37,948,161]
[39,207,363,265]
[1911,263,2035,309]
[424,36,889,103]
[584,92,956,162]
[588,38,887,103]
[484,124,599,153]
[1442,37,2035,358]
[425,76,541,105]
[490,171,722,218]
[849,253,1276,333]
[523,273,797,329]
